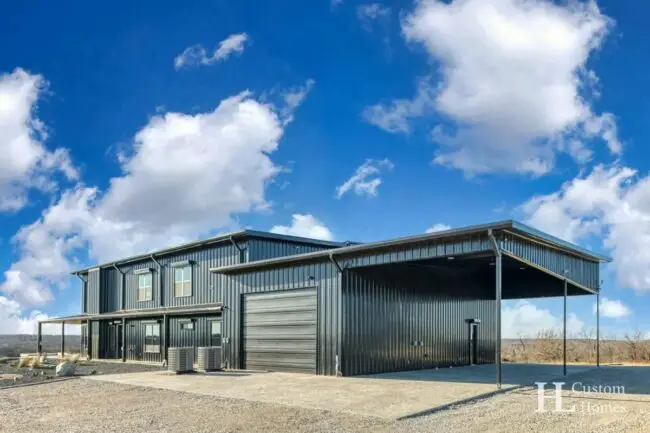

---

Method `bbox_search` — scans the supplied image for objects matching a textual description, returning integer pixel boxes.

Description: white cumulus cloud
[270,214,334,241]
[336,159,393,198]
[593,297,631,319]
[0,68,77,211]
[367,0,620,176]
[426,223,451,233]
[175,33,249,69]
[502,300,584,338]
[0,89,308,316]
[520,164,650,293]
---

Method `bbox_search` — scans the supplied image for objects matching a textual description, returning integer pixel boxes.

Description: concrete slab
[83,363,594,420]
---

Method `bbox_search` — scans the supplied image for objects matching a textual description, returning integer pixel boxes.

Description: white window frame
[144,323,160,353]
[174,265,192,297]
[137,273,153,302]
[180,321,194,330]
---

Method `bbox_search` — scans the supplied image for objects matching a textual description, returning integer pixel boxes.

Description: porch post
[563,273,567,376]
[61,321,66,357]
[163,314,169,363]
[122,317,126,362]
[596,290,600,367]
[37,322,42,355]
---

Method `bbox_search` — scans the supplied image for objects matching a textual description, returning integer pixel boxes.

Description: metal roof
[39,304,225,324]
[210,220,611,274]
[72,230,350,274]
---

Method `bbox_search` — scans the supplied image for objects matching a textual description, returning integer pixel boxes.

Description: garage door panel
[243,311,317,323]
[243,288,317,374]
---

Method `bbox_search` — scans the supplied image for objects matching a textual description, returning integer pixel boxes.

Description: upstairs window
[138,273,153,302]
[174,266,192,297]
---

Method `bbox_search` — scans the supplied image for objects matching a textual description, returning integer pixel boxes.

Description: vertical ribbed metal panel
[87,269,101,314]
[168,315,221,361]
[221,261,340,375]
[100,268,121,313]
[502,234,600,290]
[162,243,244,308]
[248,239,337,261]
[123,261,158,310]
[341,269,496,376]
[125,318,163,363]
[345,234,492,269]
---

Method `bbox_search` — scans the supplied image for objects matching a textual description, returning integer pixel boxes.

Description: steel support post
[563,277,567,376]
[596,290,600,367]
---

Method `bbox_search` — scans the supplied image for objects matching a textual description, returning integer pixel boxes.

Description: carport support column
[563,273,568,376]
[495,251,502,388]
[489,229,502,389]
[596,290,600,368]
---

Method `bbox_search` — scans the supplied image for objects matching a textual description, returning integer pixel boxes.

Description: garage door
[243,288,317,373]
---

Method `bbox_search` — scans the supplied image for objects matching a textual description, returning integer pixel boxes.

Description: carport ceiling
[352,254,590,300]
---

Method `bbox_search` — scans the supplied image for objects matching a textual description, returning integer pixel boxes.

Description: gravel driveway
[1,375,650,433]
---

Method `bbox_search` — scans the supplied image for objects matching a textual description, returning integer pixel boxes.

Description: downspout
[488,229,502,389]
[112,264,127,311]
[229,236,246,264]
[150,255,163,307]
[329,251,343,377]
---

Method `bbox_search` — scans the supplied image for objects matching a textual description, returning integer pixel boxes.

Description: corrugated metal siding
[342,268,496,376]
[248,239,337,261]
[161,243,244,308]
[80,323,87,357]
[343,234,492,269]
[87,269,101,314]
[100,268,121,313]
[221,262,340,375]
[125,318,163,363]
[502,234,600,290]
[123,261,159,310]
[168,315,221,361]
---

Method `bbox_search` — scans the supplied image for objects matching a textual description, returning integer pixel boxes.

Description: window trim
[209,319,222,347]
[180,320,194,330]
[174,265,192,298]
[144,323,160,354]
[137,272,153,302]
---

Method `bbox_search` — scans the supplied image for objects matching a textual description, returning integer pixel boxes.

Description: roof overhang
[210,220,610,274]
[39,303,224,324]
[72,230,349,275]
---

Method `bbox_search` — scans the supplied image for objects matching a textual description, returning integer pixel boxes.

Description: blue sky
[0,0,648,337]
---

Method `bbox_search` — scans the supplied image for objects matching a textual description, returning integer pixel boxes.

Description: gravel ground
[0,360,164,388]
[1,378,649,433]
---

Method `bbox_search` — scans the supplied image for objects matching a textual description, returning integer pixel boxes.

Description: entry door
[242,288,317,373]
[469,323,478,365]
[108,323,122,359]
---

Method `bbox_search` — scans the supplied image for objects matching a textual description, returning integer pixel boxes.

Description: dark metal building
[40,221,609,383]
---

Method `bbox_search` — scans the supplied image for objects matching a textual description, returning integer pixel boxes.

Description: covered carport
[336,222,609,387]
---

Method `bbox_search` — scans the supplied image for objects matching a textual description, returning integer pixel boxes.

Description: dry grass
[503,329,650,364]
[16,355,44,369]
